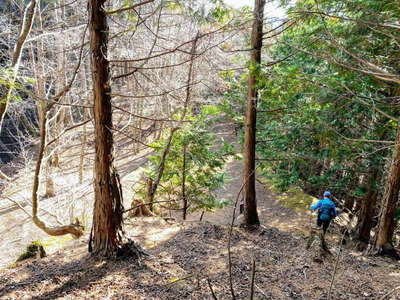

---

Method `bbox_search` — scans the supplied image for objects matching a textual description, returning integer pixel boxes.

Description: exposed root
[368,243,400,260]
[116,239,148,263]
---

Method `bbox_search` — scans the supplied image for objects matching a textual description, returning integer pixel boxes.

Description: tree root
[116,239,148,263]
[368,243,400,260]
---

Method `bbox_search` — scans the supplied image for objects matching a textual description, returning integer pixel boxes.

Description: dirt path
[186,123,311,237]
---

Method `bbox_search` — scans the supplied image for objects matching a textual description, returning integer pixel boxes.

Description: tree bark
[353,168,380,249]
[89,0,125,257]
[182,142,187,220]
[243,0,265,228]
[371,127,400,258]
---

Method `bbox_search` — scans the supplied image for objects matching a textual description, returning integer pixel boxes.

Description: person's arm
[310,200,321,210]
[332,205,338,216]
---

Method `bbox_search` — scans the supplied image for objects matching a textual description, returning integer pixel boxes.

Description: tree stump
[129,199,154,217]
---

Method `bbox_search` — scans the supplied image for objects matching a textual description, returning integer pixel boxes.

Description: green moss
[16,240,46,262]
[41,234,73,248]
[276,186,316,211]
[7,262,18,269]
[258,177,316,211]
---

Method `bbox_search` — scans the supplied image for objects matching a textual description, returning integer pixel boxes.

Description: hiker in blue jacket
[310,191,337,233]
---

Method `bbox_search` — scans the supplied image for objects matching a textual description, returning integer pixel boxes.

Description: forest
[0,0,399,299]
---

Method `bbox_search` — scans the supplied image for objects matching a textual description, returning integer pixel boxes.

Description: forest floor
[1,123,400,299]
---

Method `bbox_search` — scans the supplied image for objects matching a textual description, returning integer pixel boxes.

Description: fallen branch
[379,286,400,300]
[327,204,355,299]
[249,259,256,300]
[207,278,219,300]
[4,197,31,217]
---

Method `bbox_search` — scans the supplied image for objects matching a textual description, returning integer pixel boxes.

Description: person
[310,191,337,233]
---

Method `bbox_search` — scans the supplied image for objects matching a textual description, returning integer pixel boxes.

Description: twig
[249,259,256,300]
[232,264,268,298]
[166,274,195,285]
[123,199,177,214]
[4,197,31,217]
[228,179,246,300]
[207,278,219,300]
[379,286,400,300]
[327,213,354,299]
[106,0,154,15]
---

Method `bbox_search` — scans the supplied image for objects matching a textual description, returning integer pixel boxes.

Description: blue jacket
[310,197,337,217]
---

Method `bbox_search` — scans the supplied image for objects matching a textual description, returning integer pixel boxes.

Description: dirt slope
[1,124,399,299]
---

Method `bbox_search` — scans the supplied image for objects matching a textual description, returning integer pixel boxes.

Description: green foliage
[220,0,399,203]
[0,67,35,103]
[140,105,234,212]
[395,208,400,221]
[16,240,46,262]
[254,0,400,200]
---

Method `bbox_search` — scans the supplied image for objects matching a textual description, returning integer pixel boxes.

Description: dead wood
[129,199,154,217]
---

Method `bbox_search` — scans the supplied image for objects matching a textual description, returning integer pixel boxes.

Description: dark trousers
[317,216,331,233]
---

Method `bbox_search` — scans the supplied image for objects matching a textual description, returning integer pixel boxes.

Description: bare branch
[106,0,154,15]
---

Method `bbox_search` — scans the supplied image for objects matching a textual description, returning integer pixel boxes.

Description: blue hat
[323,191,331,197]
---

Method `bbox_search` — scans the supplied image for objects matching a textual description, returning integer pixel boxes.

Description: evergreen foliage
[139,105,235,213]
[226,0,399,203]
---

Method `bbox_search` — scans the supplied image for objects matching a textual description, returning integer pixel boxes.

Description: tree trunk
[148,127,178,205]
[353,168,380,249]
[242,0,265,228]
[79,62,89,184]
[89,0,125,257]
[146,177,154,212]
[371,127,400,258]
[182,143,187,220]
[32,101,83,238]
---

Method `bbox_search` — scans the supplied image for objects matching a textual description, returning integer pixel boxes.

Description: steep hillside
[1,127,399,299]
